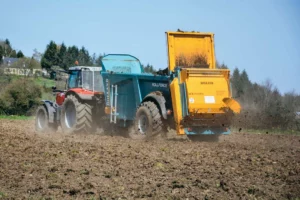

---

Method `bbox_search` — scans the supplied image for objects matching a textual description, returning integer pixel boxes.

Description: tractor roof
[69,66,102,71]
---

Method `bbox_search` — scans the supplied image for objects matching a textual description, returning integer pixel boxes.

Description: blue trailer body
[100,54,172,125]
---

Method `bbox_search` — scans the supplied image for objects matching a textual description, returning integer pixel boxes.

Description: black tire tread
[143,101,163,135]
[35,105,57,133]
[61,94,96,134]
[129,101,163,140]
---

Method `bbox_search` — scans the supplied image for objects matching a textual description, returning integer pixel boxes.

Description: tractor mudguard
[78,93,93,100]
[41,100,57,123]
[65,90,99,101]
[142,91,167,119]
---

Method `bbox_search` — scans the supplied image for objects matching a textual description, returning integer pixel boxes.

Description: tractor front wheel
[35,105,58,133]
[128,101,163,140]
[60,94,96,134]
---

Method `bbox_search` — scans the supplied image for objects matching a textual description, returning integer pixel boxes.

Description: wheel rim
[65,101,76,128]
[37,109,46,129]
[138,113,149,134]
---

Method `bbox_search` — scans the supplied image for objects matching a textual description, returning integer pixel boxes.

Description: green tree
[0,46,3,63]
[230,68,251,98]
[28,57,42,70]
[216,61,228,69]
[10,50,17,58]
[57,43,67,70]
[239,70,251,95]
[2,39,13,57]
[41,41,58,70]
[240,70,250,85]
[96,53,105,67]
[231,68,241,98]
[143,64,156,73]
[17,50,24,58]
[78,46,92,66]
[281,91,300,130]
[65,45,79,68]
[5,39,10,46]
[263,87,284,128]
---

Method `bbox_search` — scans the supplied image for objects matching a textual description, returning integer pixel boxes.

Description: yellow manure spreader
[166,31,241,136]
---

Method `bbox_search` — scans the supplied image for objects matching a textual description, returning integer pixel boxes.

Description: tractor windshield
[68,68,103,92]
[81,69,103,92]
[68,70,81,89]
[82,70,93,90]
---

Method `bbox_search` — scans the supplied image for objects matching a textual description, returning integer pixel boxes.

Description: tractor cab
[53,66,104,106]
[67,66,103,92]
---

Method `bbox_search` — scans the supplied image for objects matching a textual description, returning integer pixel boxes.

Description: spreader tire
[128,101,163,140]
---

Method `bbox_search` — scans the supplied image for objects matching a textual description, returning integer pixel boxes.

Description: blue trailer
[100,54,173,139]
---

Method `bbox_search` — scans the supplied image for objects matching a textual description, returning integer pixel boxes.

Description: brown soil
[0,119,299,200]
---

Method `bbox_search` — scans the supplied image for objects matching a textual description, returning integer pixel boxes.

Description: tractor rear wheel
[60,94,96,134]
[128,101,163,140]
[35,105,58,133]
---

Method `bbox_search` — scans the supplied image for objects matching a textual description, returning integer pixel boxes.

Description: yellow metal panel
[165,30,241,135]
[223,98,241,113]
[169,78,184,134]
[166,31,216,72]
[179,68,233,114]
[105,106,111,114]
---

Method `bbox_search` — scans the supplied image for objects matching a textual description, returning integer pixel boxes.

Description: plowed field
[0,119,299,200]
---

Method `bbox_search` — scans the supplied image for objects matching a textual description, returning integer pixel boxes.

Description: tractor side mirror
[52,86,57,90]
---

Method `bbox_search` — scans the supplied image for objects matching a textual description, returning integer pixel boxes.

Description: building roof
[2,57,19,67]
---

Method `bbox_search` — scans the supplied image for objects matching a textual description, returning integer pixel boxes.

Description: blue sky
[1,0,299,94]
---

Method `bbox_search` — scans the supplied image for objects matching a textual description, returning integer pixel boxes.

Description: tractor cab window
[68,70,81,89]
[67,68,103,92]
[82,70,93,90]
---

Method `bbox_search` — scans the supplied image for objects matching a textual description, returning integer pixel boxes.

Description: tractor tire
[60,94,96,134]
[35,105,58,133]
[128,101,163,140]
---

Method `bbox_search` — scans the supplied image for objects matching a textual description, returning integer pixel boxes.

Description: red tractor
[35,66,105,134]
